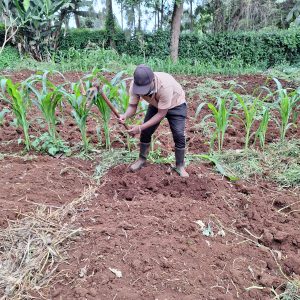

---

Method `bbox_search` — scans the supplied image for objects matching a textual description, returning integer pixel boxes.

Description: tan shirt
[129,72,186,110]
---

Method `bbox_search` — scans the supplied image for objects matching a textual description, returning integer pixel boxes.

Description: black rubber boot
[174,147,189,178]
[130,142,150,172]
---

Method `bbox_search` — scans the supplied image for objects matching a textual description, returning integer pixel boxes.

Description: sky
[69,1,155,31]
[68,1,197,31]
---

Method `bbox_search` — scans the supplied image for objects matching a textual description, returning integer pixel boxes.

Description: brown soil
[0,71,299,300]
[50,164,300,300]
[0,154,95,227]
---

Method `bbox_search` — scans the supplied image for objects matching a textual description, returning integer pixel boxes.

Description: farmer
[119,64,189,178]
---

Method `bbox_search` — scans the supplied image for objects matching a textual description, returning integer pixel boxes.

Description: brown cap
[132,64,154,95]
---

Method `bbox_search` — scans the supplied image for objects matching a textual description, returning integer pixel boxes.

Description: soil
[0,71,299,300]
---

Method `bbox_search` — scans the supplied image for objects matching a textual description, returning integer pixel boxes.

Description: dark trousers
[140,103,187,149]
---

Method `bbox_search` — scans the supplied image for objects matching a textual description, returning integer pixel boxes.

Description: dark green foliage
[59,28,300,67]
[0,46,20,69]
[0,23,5,45]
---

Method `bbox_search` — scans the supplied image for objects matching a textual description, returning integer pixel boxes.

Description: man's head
[132,64,154,96]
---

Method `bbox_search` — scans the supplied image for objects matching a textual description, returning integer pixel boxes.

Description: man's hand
[118,114,127,124]
[127,125,142,136]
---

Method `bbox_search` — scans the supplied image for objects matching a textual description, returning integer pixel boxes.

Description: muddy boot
[130,142,150,172]
[174,147,189,178]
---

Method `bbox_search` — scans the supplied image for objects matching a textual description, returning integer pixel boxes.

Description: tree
[170,0,184,62]
[1,0,75,60]
[0,5,21,55]
[105,0,116,47]
[71,0,99,28]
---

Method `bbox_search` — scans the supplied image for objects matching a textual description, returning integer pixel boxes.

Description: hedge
[1,26,300,66]
[59,28,300,66]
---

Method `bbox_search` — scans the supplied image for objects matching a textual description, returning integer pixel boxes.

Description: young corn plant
[26,71,64,142]
[255,106,270,150]
[93,87,112,150]
[26,71,70,156]
[234,93,260,150]
[63,80,93,151]
[0,79,31,150]
[86,70,133,150]
[197,97,234,153]
[272,78,300,142]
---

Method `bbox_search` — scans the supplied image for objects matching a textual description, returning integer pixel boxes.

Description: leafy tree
[1,0,75,60]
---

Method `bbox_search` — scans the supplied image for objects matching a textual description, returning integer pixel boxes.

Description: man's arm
[141,109,168,130]
[124,103,138,118]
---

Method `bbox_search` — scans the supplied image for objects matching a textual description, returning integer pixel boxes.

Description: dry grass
[0,186,96,300]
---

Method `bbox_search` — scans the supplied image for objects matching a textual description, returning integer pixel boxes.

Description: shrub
[0,46,20,69]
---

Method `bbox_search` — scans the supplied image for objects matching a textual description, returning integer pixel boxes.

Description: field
[0,70,300,300]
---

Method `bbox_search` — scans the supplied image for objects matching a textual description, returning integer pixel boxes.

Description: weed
[93,149,137,180]
[31,132,70,156]
[272,280,300,300]
[215,140,300,187]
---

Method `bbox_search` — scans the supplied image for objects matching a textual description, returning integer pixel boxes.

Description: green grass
[2,45,300,79]
[212,140,300,187]
[93,149,137,180]
[187,78,236,99]
[0,46,291,76]
[265,64,300,84]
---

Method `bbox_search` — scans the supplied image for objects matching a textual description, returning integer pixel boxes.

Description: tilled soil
[0,71,300,299]
[0,154,94,226]
[49,164,300,300]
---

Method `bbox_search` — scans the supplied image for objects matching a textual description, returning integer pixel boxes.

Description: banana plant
[3,0,75,60]
[0,78,31,150]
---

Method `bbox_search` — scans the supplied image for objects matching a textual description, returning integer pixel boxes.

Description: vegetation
[0,78,31,150]
[213,139,300,187]
[195,77,300,152]
[0,69,131,155]
[0,1,299,299]
[63,80,93,151]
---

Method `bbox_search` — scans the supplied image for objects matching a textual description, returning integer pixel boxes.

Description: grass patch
[93,149,137,180]
[265,64,300,84]
[211,140,300,187]
[187,78,237,99]
[0,47,277,76]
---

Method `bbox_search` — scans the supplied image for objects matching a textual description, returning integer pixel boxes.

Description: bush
[59,28,300,67]
[0,46,20,69]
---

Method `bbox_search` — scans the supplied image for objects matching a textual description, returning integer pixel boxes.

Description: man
[119,64,189,178]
